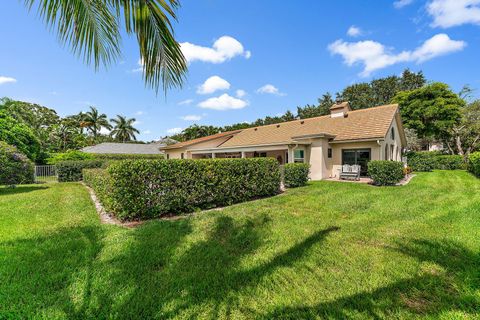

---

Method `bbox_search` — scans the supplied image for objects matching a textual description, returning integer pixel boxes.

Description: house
[160,102,407,180]
[81,142,165,155]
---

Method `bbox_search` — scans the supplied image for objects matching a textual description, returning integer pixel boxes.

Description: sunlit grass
[1,171,479,319]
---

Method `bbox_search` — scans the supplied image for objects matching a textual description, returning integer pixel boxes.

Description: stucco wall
[381,118,403,161]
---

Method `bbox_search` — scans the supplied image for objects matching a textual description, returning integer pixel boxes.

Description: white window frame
[294,149,305,163]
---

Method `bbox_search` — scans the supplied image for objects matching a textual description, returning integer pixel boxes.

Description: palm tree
[84,106,112,140]
[110,115,140,142]
[22,0,187,92]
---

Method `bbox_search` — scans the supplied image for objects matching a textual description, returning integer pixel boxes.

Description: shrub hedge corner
[283,163,310,188]
[367,160,405,186]
[468,152,480,178]
[83,158,281,220]
[57,160,104,182]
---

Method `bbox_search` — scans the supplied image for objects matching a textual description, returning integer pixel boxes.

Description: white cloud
[100,127,111,135]
[197,76,230,94]
[394,0,414,9]
[328,33,466,77]
[347,26,362,37]
[245,51,252,59]
[178,99,194,105]
[181,114,203,121]
[256,84,286,96]
[135,111,145,116]
[131,58,143,72]
[133,120,142,126]
[236,89,246,98]
[198,93,248,110]
[0,76,17,85]
[427,0,480,28]
[167,127,183,135]
[180,36,250,63]
[143,130,152,135]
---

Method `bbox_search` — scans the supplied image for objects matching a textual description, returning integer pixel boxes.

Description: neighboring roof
[160,130,242,150]
[81,142,164,154]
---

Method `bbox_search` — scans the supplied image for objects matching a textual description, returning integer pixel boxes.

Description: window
[385,144,388,160]
[181,153,184,159]
[294,149,305,163]
[391,127,395,140]
[328,148,332,158]
[166,154,170,160]
[342,149,371,176]
[390,145,394,161]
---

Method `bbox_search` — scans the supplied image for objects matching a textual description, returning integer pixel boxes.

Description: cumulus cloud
[197,76,230,94]
[100,127,111,135]
[167,127,183,135]
[427,0,480,28]
[198,94,248,110]
[328,33,466,77]
[143,130,152,135]
[0,76,17,85]
[394,0,414,9]
[131,58,143,72]
[181,114,203,121]
[256,84,286,96]
[178,99,194,105]
[347,26,362,37]
[236,89,246,98]
[135,111,145,116]
[180,36,250,63]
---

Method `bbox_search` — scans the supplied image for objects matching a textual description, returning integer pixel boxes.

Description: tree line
[0,98,141,163]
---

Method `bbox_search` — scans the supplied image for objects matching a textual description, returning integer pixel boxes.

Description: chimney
[330,101,351,118]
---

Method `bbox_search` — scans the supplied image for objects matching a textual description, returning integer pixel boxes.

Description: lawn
[0,171,479,319]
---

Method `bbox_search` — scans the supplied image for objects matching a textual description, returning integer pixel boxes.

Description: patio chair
[339,164,361,181]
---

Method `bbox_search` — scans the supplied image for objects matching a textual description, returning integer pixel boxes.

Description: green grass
[1,171,479,319]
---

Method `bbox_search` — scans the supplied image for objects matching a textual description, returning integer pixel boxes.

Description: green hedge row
[48,150,163,164]
[367,160,405,186]
[83,158,281,220]
[468,152,480,178]
[283,163,310,188]
[56,160,104,182]
[406,152,466,172]
[91,153,164,160]
[0,141,34,186]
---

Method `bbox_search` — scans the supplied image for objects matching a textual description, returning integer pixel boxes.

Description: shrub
[91,153,164,160]
[406,151,466,172]
[0,111,41,161]
[83,158,281,220]
[83,168,115,210]
[468,152,480,178]
[0,141,34,186]
[56,160,104,182]
[47,150,94,164]
[367,160,405,186]
[283,163,310,188]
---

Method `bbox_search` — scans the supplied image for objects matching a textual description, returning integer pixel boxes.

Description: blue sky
[1,0,480,140]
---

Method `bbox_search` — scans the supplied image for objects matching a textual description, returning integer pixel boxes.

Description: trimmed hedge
[406,151,466,172]
[83,158,281,220]
[0,141,34,186]
[367,160,405,186]
[91,153,164,160]
[468,152,480,178]
[283,163,310,188]
[57,160,104,182]
[47,150,94,164]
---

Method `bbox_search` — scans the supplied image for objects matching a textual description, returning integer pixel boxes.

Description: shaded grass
[0,171,479,319]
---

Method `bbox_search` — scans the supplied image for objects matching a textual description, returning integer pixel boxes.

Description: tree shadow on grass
[0,185,49,195]
[260,238,480,319]
[99,213,340,319]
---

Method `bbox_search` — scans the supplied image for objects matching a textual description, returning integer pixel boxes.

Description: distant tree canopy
[0,111,41,160]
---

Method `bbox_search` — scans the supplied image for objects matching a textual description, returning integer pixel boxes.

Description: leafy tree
[297,93,334,118]
[392,82,463,140]
[110,115,140,142]
[0,97,60,131]
[399,69,426,91]
[83,106,112,140]
[0,111,41,160]
[404,128,423,151]
[446,100,480,158]
[22,0,187,92]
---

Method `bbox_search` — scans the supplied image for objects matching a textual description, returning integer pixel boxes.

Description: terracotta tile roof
[160,130,242,150]
[219,104,399,148]
[162,104,400,150]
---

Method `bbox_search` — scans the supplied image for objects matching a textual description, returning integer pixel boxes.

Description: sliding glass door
[342,149,371,176]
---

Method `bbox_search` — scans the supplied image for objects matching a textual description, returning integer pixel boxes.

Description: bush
[0,111,41,161]
[367,160,405,186]
[406,151,466,172]
[468,152,480,178]
[47,150,94,164]
[0,141,34,186]
[83,168,115,210]
[83,158,281,220]
[56,160,104,182]
[91,153,164,160]
[283,163,310,188]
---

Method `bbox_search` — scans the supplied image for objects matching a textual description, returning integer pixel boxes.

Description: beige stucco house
[160,102,407,180]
